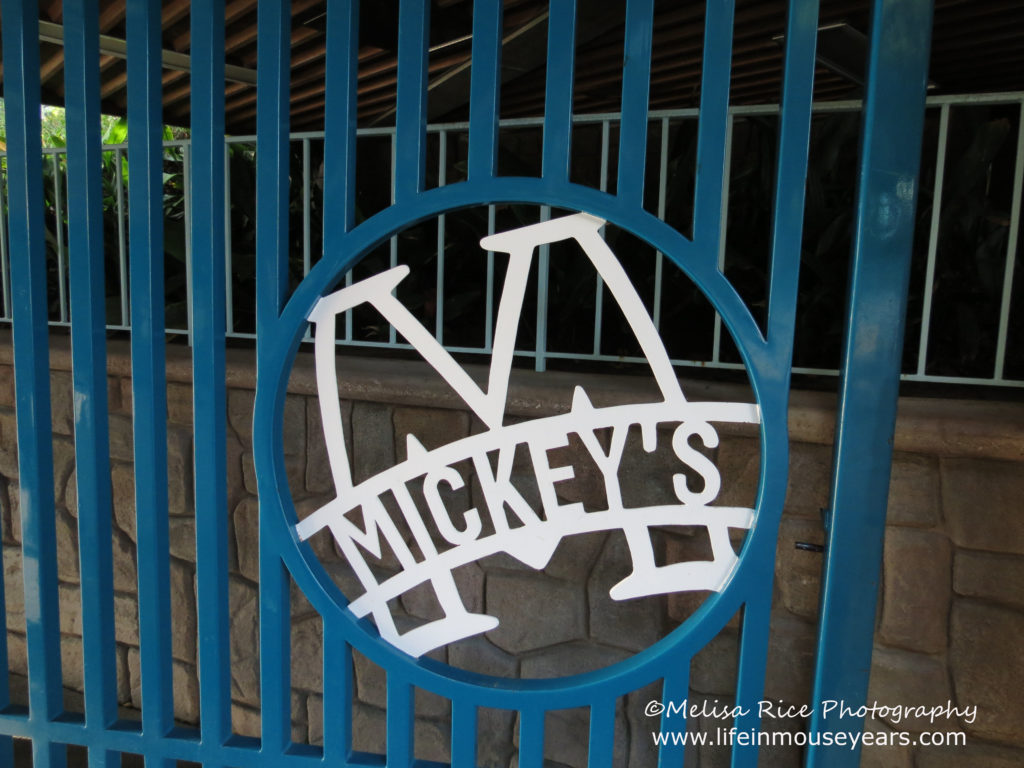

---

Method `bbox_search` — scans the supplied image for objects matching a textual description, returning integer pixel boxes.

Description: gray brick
[954,550,1024,609]
[886,453,941,527]
[943,458,1024,555]
[867,647,951,733]
[351,403,395,484]
[588,533,666,652]
[486,571,586,654]
[879,528,950,653]
[775,517,824,620]
[950,600,1024,742]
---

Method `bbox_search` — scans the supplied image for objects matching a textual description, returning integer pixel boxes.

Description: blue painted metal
[386,678,414,766]
[395,0,431,201]
[256,0,295,758]
[450,699,477,766]
[468,1,503,180]
[2,2,66,767]
[732,2,818,765]
[541,1,576,184]
[126,2,176,760]
[692,0,735,256]
[518,709,545,768]
[0,0,933,764]
[806,2,934,766]
[322,3,360,763]
[657,666,689,767]
[617,0,655,207]
[587,698,615,768]
[324,0,361,240]
[190,0,233,757]
[63,4,120,768]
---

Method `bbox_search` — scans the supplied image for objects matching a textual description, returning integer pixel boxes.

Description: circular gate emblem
[285,209,761,669]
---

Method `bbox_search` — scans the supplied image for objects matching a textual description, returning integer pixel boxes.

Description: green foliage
[0,104,194,324]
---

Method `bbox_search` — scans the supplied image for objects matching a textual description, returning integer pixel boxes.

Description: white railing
[1,91,1021,388]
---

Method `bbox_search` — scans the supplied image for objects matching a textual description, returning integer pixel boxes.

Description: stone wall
[0,335,1022,767]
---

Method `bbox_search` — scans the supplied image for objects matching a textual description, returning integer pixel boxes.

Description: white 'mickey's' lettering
[295,212,761,656]
[573,392,631,510]
[527,431,584,524]
[671,421,722,506]
[422,465,481,546]
[472,446,539,530]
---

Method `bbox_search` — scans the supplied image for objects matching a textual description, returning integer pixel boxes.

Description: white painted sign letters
[296,213,759,656]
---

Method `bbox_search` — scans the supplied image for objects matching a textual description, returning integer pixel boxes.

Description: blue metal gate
[0,0,932,766]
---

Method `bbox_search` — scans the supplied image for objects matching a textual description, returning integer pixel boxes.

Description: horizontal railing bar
[923,90,1024,105]
[0,712,332,767]
[1,320,1020,387]
[896,373,1024,387]
[4,91,1022,159]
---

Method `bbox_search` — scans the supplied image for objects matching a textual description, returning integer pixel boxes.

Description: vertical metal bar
[321,2,359,757]
[256,0,293,754]
[518,709,545,768]
[653,116,669,332]
[655,668,689,768]
[765,0,817,354]
[324,0,360,242]
[541,0,577,183]
[806,2,933,765]
[2,3,65,764]
[711,115,734,363]
[692,0,735,257]
[593,121,609,355]
[386,678,414,767]
[993,101,1024,380]
[115,149,129,327]
[485,205,496,351]
[535,205,551,372]
[64,4,120,763]
[0,167,11,320]
[733,7,818,762]
[225,142,235,335]
[183,144,194,345]
[586,700,615,768]
[126,0,176,753]
[916,104,949,375]
[451,700,477,767]
[323,0,359,343]
[52,154,69,322]
[394,0,430,202]
[302,137,312,277]
[731,597,771,768]
[468,0,502,179]
[257,0,291,336]
[436,131,447,342]
[191,0,232,751]
[322,621,352,763]
[616,0,654,206]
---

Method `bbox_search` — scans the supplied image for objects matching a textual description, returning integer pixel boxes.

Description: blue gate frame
[0,0,932,766]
